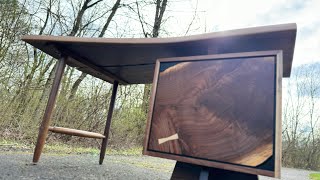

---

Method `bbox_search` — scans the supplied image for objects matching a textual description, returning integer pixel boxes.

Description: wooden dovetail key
[158,133,179,144]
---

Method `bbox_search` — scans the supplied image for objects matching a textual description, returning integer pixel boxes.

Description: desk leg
[99,81,118,164]
[33,57,66,163]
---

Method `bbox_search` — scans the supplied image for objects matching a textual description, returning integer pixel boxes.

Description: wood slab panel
[144,51,282,177]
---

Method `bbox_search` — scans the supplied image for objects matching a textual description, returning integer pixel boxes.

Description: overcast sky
[41,0,319,67]
[165,0,320,67]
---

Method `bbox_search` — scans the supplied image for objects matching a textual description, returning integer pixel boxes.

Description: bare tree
[282,63,320,170]
[131,0,168,112]
[54,0,122,128]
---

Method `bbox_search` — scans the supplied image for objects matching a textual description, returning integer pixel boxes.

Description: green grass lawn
[0,139,142,156]
[310,173,320,180]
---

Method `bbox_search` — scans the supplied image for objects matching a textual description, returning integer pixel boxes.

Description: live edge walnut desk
[21,23,296,179]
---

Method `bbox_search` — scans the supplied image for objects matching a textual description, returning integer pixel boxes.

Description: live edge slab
[143,51,283,178]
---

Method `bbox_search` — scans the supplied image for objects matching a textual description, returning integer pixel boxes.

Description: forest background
[0,0,319,171]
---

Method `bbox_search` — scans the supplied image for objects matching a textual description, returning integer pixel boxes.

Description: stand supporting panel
[171,161,259,180]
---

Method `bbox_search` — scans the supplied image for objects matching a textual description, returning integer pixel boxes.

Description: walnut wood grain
[144,51,282,177]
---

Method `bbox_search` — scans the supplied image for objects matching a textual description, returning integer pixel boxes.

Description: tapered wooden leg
[99,81,119,164]
[33,57,66,163]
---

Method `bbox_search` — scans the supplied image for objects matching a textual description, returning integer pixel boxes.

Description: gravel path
[0,152,174,180]
[0,152,316,180]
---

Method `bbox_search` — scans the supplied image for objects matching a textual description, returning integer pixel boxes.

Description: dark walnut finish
[144,51,283,177]
[33,56,66,163]
[21,23,296,84]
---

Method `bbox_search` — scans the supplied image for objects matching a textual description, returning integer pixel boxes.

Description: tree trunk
[141,0,168,112]
[54,0,122,133]
[32,63,58,123]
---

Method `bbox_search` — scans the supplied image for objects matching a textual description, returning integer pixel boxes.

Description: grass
[114,158,174,172]
[0,138,142,156]
[0,139,31,151]
[44,143,142,156]
[310,173,320,180]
